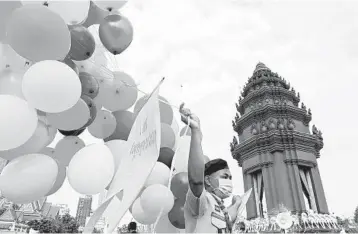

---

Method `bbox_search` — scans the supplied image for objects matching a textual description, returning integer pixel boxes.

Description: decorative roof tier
[254,62,271,73]
[241,62,290,97]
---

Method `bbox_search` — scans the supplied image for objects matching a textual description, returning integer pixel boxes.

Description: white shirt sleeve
[184,187,208,218]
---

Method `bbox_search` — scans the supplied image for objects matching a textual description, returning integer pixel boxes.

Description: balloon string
[152,119,191,233]
[76,53,182,110]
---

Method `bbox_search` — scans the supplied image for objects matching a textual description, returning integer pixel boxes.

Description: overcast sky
[49,0,358,224]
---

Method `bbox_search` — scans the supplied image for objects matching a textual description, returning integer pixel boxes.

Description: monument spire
[231,63,328,219]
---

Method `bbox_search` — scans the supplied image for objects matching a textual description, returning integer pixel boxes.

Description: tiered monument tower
[230,62,329,219]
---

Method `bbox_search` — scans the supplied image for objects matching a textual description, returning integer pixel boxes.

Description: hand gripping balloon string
[152,119,191,233]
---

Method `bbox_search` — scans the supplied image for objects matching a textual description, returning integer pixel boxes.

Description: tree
[355,206,358,223]
[57,213,79,233]
[27,214,79,233]
[27,218,60,233]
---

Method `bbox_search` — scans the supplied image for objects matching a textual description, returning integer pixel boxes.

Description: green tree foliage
[27,214,79,233]
[354,206,358,223]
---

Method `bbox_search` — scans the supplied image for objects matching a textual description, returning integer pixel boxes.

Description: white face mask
[214,178,233,199]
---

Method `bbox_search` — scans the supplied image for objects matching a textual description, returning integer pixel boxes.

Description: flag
[84,78,163,233]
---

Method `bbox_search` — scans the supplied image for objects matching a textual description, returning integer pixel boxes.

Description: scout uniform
[184,159,234,233]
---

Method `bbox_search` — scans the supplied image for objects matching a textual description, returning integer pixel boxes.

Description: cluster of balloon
[0,0,138,204]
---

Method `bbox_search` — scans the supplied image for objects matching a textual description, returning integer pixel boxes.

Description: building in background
[94,190,107,231]
[231,62,329,219]
[75,195,92,228]
[57,204,70,216]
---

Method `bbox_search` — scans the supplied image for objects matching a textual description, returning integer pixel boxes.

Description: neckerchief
[211,193,232,233]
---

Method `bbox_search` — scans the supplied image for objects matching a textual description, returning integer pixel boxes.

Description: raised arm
[180,104,208,217]
[180,103,205,197]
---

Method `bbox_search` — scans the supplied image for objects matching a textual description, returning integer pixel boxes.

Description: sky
[45,0,358,225]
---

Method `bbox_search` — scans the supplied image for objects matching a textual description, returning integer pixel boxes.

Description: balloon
[82,1,109,27]
[44,124,57,147]
[81,95,98,127]
[134,95,173,125]
[204,155,210,163]
[47,99,90,131]
[0,154,58,204]
[45,161,66,196]
[0,120,52,160]
[145,162,170,187]
[39,147,55,157]
[68,143,115,195]
[47,0,90,25]
[161,123,176,149]
[104,111,135,141]
[59,128,85,137]
[0,95,38,151]
[99,14,133,55]
[180,126,191,136]
[68,25,96,61]
[79,72,99,99]
[158,148,175,168]
[21,1,47,6]
[54,136,85,166]
[0,1,22,42]
[89,110,116,139]
[105,140,125,173]
[168,198,186,229]
[131,198,157,225]
[61,57,79,75]
[22,60,81,113]
[171,118,180,150]
[0,44,31,72]
[170,172,189,199]
[101,71,138,111]
[155,214,179,233]
[140,184,174,216]
[7,5,71,62]
[0,70,24,99]
[94,0,127,12]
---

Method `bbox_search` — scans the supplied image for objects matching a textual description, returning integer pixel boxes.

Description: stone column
[291,164,307,213]
[262,164,275,213]
[243,172,257,219]
[310,166,329,213]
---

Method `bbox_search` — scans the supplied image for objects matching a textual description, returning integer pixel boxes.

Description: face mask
[213,178,233,199]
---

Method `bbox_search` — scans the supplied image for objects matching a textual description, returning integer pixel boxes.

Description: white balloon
[140,184,174,215]
[68,143,115,195]
[0,120,51,160]
[131,198,157,225]
[47,0,90,25]
[0,95,38,151]
[0,70,24,99]
[22,60,81,113]
[93,0,127,11]
[89,110,116,139]
[0,44,31,72]
[54,136,85,166]
[105,139,125,173]
[145,162,170,187]
[21,1,47,6]
[47,99,90,131]
[45,161,66,196]
[0,154,58,204]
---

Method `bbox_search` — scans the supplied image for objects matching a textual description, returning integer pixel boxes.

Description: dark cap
[204,158,229,176]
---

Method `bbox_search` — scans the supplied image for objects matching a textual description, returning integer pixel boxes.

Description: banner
[234,188,252,224]
[84,79,163,233]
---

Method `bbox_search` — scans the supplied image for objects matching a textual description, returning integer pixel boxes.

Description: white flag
[84,79,163,233]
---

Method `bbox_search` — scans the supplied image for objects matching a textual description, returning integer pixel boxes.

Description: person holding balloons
[179,103,243,233]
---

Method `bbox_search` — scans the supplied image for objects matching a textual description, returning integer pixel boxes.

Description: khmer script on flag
[84,79,163,233]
